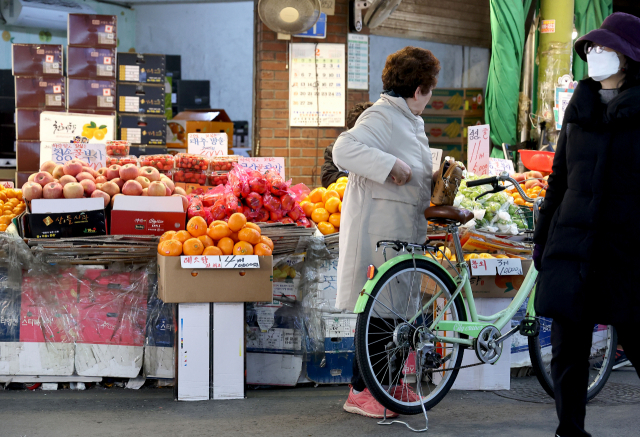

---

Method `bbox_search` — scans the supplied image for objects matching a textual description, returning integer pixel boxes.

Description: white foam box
[75,344,143,378]
[177,303,210,401]
[451,298,511,391]
[212,303,244,400]
[0,342,74,375]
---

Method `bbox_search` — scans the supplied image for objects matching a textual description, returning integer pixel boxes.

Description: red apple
[59,175,77,187]
[43,182,63,199]
[40,160,57,175]
[174,187,187,196]
[34,171,54,187]
[28,173,37,182]
[97,167,108,177]
[96,183,104,191]
[148,181,166,196]
[119,163,139,181]
[80,179,96,196]
[52,165,65,179]
[160,177,175,193]
[110,193,123,208]
[63,161,83,177]
[75,172,95,183]
[122,180,143,196]
[112,178,125,190]
[82,166,98,178]
[106,165,121,181]
[95,175,107,184]
[63,182,84,199]
[21,181,42,201]
[135,176,151,189]
[172,194,188,211]
[139,166,161,182]
[101,181,120,197]
[142,188,148,196]
[91,190,110,208]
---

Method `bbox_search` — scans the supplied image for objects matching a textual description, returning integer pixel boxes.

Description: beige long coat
[332,94,433,311]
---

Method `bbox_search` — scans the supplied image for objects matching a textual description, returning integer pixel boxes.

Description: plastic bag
[263,192,282,213]
[188,199,207,220]
[248,170,268,195]
[289,183,311,202]
[202,185,226,207]
[280,194,294,213]
[228,165,251,198]
[245,192,263,210]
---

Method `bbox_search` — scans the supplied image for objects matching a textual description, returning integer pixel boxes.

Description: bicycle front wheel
[355,258,466,415]
[529,319,616,401]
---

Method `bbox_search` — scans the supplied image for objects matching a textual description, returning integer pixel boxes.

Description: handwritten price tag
[488,158,514,176]
[431,148,443,173]
[467,124,490,175]
[239,157,286,179]
[470,258,523,276]
[50,142,107,170]
[188,133,228,157]
[180,255,260,269]
[470,258,496,275]
[496,258,522,275]
[1,181,14,189]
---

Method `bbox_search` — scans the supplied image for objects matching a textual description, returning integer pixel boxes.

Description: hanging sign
[187,133,228,157]
[239,157,286,179]
[554,87,575,130]
[467,124,490,175]
[295,13,327,39]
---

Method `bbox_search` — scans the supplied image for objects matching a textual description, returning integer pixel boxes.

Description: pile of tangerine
[0,188,25,232]
[299,176,347,235]
[157,212,274,257]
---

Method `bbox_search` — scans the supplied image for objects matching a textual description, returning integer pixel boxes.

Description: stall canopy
[486,0,531,154]
[573,0,613,81]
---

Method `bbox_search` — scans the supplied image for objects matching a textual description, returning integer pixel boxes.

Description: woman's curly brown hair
[382,47,441,98]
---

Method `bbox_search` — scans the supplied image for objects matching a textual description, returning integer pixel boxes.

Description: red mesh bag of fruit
[263,192,282,213]
[223,186,243,216]
[209,199,227,221]
[187,199,206,220]
[247,170,268,194]
[264,170,290,196]
[228,165,252,198]
[202,185,226,207]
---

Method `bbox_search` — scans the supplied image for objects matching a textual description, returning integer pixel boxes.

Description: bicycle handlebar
[467,172,539,204]
[466,177,497,187]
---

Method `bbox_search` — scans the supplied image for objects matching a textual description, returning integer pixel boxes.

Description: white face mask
[587,50,621,82]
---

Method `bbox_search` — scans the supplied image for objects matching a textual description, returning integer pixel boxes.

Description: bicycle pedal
[519,318,540,337]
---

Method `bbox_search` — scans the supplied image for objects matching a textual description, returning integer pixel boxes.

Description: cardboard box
[110,195,185,236]
[117,83,165,114]
[117,53,166,84]
[118,114,167,145]
[16,141,40,172]
[423,115,484,143]
[67,78,116,111]
[67,46,116,79]
[26,198,107,239]
[14,76,65,109]
[422,88,485,116]
[443,260,532,298]
[12,44,63,76]
[68,109,117,116]
[167,110,234,149]
[430,143,465,163]
[16,108,65,140]
[67,14,117,48]
[157,255,273,303]
[39,111,116,143]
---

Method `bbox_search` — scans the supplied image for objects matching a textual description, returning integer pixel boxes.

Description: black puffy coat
[534,79,640,324]
[321,143,348,188]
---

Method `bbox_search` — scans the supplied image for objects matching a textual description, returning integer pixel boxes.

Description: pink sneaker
[389,382,423,403]
[343,385,399,419]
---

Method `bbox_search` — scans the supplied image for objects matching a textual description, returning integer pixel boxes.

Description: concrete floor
[1,368,638,437]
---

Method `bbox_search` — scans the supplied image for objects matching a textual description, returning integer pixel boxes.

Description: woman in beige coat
[333,46,441,418]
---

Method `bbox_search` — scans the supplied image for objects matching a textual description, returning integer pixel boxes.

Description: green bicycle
[354,173,617,419]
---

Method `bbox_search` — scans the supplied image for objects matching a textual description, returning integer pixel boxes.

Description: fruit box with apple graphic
[25,197,107,239]
[110,195,185,236]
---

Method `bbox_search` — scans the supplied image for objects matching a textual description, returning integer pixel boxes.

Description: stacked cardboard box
[422,88,485,163]
[116,53,167,147]
[12,43,65,181]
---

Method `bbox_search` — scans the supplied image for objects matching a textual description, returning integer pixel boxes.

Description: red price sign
[467,124,490,176]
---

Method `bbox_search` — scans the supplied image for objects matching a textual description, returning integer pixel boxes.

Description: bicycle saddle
[424,206,474,225]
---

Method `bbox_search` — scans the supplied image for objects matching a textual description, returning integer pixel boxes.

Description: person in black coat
[532,13,640,437]
[321,102,373,188]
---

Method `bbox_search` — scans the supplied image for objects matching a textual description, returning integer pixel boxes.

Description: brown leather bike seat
[424,206,474,225]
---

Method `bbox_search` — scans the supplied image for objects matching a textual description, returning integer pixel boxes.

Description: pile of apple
[510,170,548,190]
[22,160,188,211]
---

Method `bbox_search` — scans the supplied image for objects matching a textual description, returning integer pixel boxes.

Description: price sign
[470,258,496,275]
[50,142,107,170]
[496,259,523,275]
[239,157,286,179]
[488,158,514,176]
[187,133,228,157]
[1,181,14,189]
[467,124,490,175]
[470,258,523,276]
[180,255,260,269]
[431,148,443,173]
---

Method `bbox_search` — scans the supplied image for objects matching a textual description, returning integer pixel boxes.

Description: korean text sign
[239,157,286,179]
[187,133,228,157]
[51,142,106,169]
[467,124,490,175]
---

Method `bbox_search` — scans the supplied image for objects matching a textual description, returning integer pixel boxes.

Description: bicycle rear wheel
[528,319,616,401]
[355,258,466,415]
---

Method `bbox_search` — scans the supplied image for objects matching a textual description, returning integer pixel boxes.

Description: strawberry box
[209,156,238,172]
[208,171,229,187]
[173,169,207,185]
[105,140,130,157]
[139,154,175,172]
[175,153,209,171]
[106,155,138,166]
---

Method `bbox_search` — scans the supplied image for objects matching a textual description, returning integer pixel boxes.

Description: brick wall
[253,0,370,187]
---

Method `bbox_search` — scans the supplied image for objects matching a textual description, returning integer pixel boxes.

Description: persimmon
[198,235,215,248]
[233,241,254,255]
[159,231,176,243]
[238,228,261,245]
[254,243,273,256]
[217,237,235,255]
[260,236,274,250]
[186,216,208,237]
[207,221,231,240]
[172,230,192,244]
[228,213,247,232]
[203,246,223,256]
[158,239,182,256]
[183,238,204,256]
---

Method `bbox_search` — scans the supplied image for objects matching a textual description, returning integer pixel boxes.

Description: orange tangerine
[233,241,254,255]
[260,235,274,250]
[186,216,208,237]
[158,239,183,256]
[313,202,325,211]
[300,201,314,217]
[254,243,273,256]
[308,187,326,203]
[243,222,262,234]
[173,230,192,244]
[317,221,336,235]
[324,197,341,214]
[328,213,341,228]
[327,183,338,192]
[335,183,346,199]
[228,213,247,232]
[336,176,348,184]
[0,224,7,232]
[311,208,330,223]
[217,237,235,255]
[203,246,223,256]
[198,235,215,248]
[159,231,176,244]
[229,231,240,243]
[322,190,340,204]
[207,222,231,240]
[238,228,261,245]
[339,202,342,212]
[183,238,205,256]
